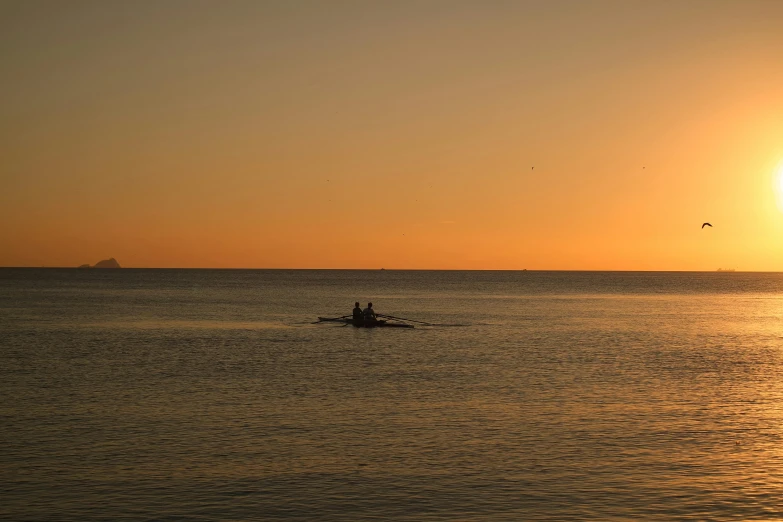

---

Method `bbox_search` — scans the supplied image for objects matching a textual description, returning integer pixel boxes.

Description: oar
[376,313,435,326]
[312,315,351,324]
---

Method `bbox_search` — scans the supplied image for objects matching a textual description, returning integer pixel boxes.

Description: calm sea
[2,269,783,520]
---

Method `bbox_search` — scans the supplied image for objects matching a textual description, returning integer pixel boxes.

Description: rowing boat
[317,317,414,328]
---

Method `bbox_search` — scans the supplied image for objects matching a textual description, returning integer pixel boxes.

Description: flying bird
[702,222,712,228]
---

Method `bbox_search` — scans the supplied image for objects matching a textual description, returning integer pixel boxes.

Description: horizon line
[0,266,766,273]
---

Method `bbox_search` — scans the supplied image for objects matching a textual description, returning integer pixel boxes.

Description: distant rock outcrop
[78,258,121,269]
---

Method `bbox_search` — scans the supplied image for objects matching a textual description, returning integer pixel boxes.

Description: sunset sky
[2,0,782,270]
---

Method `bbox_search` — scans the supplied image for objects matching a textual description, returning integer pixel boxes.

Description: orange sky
[2,0,782,269]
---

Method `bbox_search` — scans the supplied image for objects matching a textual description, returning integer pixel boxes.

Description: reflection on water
[1,269,783,520]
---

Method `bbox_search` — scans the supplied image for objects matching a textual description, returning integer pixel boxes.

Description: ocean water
[2,269,783,521]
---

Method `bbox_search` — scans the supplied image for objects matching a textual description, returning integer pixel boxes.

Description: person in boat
[352,302,363,326]
[363,302,377,324]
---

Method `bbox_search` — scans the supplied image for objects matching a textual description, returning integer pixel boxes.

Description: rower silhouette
[363,302,377,323]
[352,302,363,326]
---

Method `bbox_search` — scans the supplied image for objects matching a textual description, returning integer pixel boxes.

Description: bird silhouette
[702,222,712,228]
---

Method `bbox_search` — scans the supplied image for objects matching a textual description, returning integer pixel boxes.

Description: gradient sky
[2,0,782,269]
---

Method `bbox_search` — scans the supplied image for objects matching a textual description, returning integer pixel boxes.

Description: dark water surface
[2,269,783,520]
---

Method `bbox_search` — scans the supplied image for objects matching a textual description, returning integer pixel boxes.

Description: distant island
[78,258,121,269]
[716,268,735,272]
